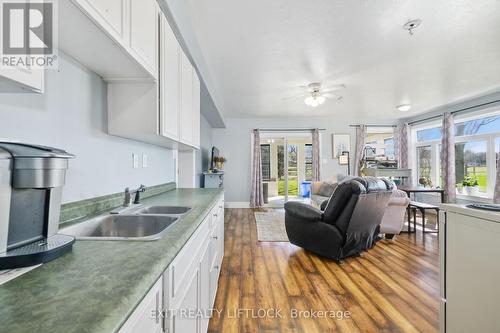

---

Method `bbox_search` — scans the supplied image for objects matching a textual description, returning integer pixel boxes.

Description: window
[260,144,271,181]
[305,144,312,181]
[384,138,395,157]
[412,111,500,198]
[416,146,433,185]
[455,115,500,136]
[455,141,488,193]
[417,127,442,142]
[365,128,395,159]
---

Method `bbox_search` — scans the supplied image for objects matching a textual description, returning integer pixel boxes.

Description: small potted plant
[462,175,479,196]
[213,156,226,171]
[455,183,465,195]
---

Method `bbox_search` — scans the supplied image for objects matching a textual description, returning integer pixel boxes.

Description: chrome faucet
[133,185,146,204]
[123,187,131,207]
[122,185,146,207]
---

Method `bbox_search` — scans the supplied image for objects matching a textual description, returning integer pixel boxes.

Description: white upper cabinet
[60,0,158,81]
[180,49,194,146]
[107,4,201,149]
[160,13,180,141]
[81,0,125,38]
[192,70,201,149]
[130,0,158,74]
[0,67,44,93]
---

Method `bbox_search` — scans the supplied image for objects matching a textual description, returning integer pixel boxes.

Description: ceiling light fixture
[403,19,421,35]
[304,94,326,107]
[397,104,412,112]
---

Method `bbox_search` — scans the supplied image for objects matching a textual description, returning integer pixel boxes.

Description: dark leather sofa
[284,177,393,261]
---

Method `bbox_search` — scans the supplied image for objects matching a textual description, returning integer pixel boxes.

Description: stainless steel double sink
[61,206,191,241]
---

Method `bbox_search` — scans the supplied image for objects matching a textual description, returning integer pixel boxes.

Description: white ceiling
[183,0,500,120]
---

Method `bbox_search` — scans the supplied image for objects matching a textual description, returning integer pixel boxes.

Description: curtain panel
[312,129,321,182]
[250,129,264,207]
[353,125,366,176]
[441,113,456,203]
[494,146,500,204]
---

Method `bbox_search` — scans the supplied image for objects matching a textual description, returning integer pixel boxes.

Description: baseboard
[225,202,250,208]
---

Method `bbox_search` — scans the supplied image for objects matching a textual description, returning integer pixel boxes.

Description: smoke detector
[403,19,422,35]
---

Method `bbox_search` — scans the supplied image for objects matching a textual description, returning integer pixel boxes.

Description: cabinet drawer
[170,217,209,300]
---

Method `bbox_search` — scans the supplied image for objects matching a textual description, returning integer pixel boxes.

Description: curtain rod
[349,124,396,128]
[256,128,326,132]
[408,99,500,126]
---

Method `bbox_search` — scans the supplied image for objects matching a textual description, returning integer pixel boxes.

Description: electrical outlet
[142,154,148,168]
[132,153,139,168]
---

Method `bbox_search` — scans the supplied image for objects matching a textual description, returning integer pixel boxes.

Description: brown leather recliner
[284,177,393,260]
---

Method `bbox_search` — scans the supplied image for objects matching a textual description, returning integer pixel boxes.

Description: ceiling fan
[283,82,345,107]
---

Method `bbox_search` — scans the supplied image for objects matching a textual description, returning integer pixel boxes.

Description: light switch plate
[142,154,148,168]
[132,153,139,168]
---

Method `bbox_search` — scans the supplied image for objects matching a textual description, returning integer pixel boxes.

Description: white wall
[195,114,213,187]
[0,54,175,203]
[212,117,387,203]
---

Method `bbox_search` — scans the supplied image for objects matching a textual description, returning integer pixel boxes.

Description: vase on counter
[465,185,479,196]
[215,161,224,170]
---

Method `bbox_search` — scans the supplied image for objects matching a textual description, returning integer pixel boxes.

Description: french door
[260,133,312,205]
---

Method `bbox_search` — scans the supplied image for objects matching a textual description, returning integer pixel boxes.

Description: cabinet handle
[213,236,218,240]
[214,265,219,270]
[213,214,218,217]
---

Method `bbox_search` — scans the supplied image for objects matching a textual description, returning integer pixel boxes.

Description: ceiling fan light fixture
[304,95,326,107]
[397,103,412,112]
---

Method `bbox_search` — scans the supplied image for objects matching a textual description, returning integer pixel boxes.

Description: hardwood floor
[208,209,439,333]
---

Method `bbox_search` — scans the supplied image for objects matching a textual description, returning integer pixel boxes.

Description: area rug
[254,210,289,242]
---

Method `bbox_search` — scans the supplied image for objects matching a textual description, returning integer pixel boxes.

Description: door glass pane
[276,140,285,197]
[417,146,433,186]
[260,144,270,180]
[287,144,298,197]
[455,141,488,193]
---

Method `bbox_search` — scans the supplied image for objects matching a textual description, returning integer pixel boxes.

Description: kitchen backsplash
[59,182,176,225]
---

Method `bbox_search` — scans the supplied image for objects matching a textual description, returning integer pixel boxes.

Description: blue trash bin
[300,181,311,198]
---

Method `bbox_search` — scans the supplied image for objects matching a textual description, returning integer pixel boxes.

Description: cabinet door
[78,0,125,38]
[192,69,201,148]
[118,277,163,333]
[445,212,500,333]
[0,67,43,93]
[180,49,193,145]
[130,0,157,74]
[159,14,180,140]
[173,270,199,333]
[199,241,211,333]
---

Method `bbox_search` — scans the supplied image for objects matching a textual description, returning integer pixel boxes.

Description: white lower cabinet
[172,269,199,333]
[118,277,163,333]
[119,196,224,333]
[440,206,500,333]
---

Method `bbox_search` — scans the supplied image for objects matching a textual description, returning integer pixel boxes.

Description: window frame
[410,108,500,199]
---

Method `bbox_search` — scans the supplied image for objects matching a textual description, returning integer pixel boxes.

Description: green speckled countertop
[0,188,223,333]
